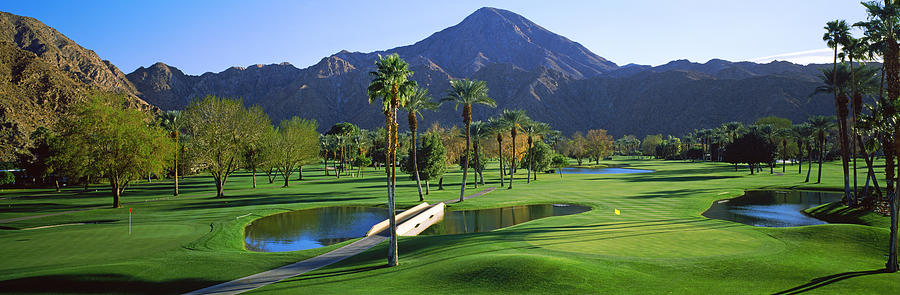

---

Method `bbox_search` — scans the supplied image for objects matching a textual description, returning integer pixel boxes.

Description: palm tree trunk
[459,104,471,203]
[509,128,516,189]
[527,136,532,184]
[498,135,504,187]
[385,94,399,267]
[805,145,813,183]
[174,133,179,196]
[817,136,825,184]
[409,112,424,201]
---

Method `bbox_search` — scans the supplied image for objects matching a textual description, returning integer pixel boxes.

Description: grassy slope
[0,159,897,294]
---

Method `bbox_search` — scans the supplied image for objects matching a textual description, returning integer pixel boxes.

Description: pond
[558,167,654,174]
[244,206,387,252]
[702,190,843,227]
[419,204,591,235]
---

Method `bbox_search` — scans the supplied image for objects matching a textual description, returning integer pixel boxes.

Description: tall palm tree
[809,116,835,184]
[442,79,496,202]
[824,19,854,204]
[367,53,416,267]
[157,110,182,196]
[860,0,900,271]
[404,87,439,201]
[469,121,491,187]
[792,123,813,178]
[775,127,794,173]
[488,117,506,187]
[497,109,531,189]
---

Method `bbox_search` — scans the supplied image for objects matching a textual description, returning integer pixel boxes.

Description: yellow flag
[614,209,620,215]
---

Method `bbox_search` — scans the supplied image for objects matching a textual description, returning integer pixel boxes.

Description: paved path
[184,235,388,295]
[185,187,496,295]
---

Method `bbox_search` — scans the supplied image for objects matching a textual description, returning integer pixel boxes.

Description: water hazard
[244,206,387,252]
[558,167,653,174]
[702,190,842,227]
[419,204,591,235]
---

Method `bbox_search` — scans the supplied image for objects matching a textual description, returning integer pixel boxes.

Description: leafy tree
[182,95,248,198]
[275,117,319,186]
[404,87,438,201]
[418,132,446,195]
[0,170,13,185]
[551,154,568,178]
[522,141,553,178]
[54,94,172,207]
[724,132,774,175]
[523,122,552,183]
[367,53,416,267]
[442,79,497,202]
[241,106,273,188]
[585,129,613,164]
[18,127,58,189]
[614,135,641,157]
[641,134,663,159]
[569,132,587,164]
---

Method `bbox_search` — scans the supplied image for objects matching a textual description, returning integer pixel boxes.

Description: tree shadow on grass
[772,269,887,294]
[626,188,714,199]
[173,194,375,211]
[0,273,217,294]
[622,175,741,183]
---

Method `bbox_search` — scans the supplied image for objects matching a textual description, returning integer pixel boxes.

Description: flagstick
[129,209,132,235]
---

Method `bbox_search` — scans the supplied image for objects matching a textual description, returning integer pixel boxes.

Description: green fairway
[1,159,897,294]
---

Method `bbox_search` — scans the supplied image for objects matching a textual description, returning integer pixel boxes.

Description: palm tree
[792,123,813,178]
[468,121,491,187]
[404,87,439,201]
[859,0,900,272]
[442,79,497,202]
[157,110,182,196]
[488,117,506,187]
[808,116,835,184]
[775,127,794,173]
[497,109,531,189]
[824,19,854,204]
[367,53,416,267]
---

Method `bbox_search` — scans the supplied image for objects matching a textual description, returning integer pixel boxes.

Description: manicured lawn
[0,159,897,294]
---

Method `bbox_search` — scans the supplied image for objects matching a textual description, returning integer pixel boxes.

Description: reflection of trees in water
[422,204,590,235]
[244,206,388,250]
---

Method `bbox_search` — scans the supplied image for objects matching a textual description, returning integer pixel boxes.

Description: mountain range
[0,7,835,161]
[0,11,151,161]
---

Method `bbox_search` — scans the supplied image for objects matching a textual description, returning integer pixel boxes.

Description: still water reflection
[702,190,842,227]
[420,204,591,235]
[244,206,387,252]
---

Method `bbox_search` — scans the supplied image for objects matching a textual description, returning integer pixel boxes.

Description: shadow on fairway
[773,269,887,294]
[173,194,375,211]
[623,175,740,182]
[626,188,714,199]
[0,274,217,294]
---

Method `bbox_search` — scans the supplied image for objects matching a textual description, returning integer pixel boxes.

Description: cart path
[184,187,496,295]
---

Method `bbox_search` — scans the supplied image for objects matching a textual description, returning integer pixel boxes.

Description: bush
[0,170,15,185]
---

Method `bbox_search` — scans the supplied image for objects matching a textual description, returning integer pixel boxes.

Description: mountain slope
[127,7,835,137]
[0,11,150,161]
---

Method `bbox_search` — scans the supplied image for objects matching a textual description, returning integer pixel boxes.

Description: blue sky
[3,0,869,75]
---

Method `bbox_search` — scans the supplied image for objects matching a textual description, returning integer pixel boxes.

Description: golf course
[1,159,897,294]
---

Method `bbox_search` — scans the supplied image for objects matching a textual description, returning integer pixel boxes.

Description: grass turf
[0,159,897,294]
